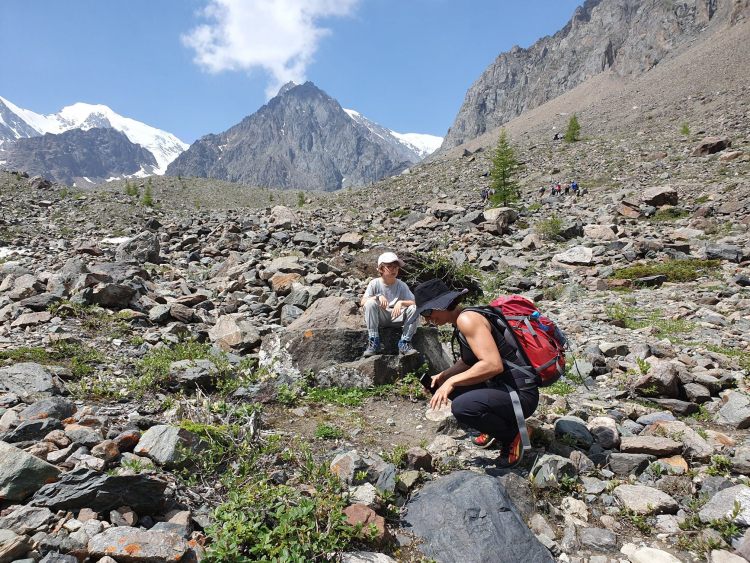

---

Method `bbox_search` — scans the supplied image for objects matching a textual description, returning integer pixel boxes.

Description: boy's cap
[377,252,405,267]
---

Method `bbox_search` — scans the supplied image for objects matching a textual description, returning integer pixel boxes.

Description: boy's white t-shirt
[363,278,414,307]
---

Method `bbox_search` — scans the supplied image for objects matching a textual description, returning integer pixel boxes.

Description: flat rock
[620,436,681,456]
[613,484,678,515]
[133,425,204,469]
[30,467,166,514]
[88,526,188,562]
[554,246,593,265]
[715,391,750,429]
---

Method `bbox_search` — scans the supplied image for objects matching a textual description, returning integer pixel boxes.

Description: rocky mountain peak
[166,81,435,191]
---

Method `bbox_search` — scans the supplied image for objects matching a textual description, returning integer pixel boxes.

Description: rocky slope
[0,128,157,187]
[0,5,749,562]
[166,81,432,191]
[441,0,749,150]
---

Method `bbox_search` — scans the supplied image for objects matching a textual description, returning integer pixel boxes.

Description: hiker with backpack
[360,252,419,357]
[413,278,566,468]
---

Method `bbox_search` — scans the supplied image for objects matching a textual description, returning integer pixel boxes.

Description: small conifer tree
[564,114,581,142]
[142,179,154,207]
[489,129,522,207]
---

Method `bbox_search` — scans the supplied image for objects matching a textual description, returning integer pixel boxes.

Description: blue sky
[1,0,582,143]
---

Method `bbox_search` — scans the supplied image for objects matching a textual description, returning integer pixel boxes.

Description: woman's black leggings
[449,384,539,446]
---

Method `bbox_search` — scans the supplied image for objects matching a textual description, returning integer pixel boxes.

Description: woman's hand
[430,378,454,410]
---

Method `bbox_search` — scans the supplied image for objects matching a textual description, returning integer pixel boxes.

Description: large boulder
[641,186,678,207]
[209,314,262,352]
[691,136,731,156]
[88,527,190,562]
[258,296,451,387]
[402,471,554,562]
[115,231,160,263]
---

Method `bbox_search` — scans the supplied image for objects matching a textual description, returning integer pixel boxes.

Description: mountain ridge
[441,0,748,151]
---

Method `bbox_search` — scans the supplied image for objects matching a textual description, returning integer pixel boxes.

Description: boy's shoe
[472,433,497,449]
[398,339,414,355]
[363,336,381,358]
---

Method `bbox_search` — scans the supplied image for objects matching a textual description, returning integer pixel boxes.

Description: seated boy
[360,252,418,356]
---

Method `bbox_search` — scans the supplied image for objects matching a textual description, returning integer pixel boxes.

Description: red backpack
[487,295,567,387]
[458,295,567,388]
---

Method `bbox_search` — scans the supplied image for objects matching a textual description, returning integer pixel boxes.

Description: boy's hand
[391,300,403,318]
[376,295,388,309]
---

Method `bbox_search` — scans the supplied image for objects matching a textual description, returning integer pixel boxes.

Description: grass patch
[648,207,690,222]
[606,303,695,338]
[705,344,750,372]
[542,380,575,396]
[133,340,233,396]
[611,259,721,283]
[314,423,344,440]
[0,342,105,378]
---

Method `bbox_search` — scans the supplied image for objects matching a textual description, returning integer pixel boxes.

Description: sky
[1,0,583,144]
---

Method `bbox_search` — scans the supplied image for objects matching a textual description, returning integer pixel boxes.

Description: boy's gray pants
[364,300,418,340]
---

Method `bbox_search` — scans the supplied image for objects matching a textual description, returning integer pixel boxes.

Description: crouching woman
[413,279,539,467]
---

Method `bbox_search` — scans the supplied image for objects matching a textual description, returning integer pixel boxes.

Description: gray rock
[0,505,54,535]
[613,484,678,515]
[18,397,76,422]
[554,246,593,265]
[554,416,594,449]
[133,424,204,468]
[0,363,64,401]
[403,471,554,563]
[579,527,617,551]
[0,441,61,501]
[704,243,743,263]
[587,416,620,449]
[3,418,62,443]
[115,231,160,263]
[608,453,655,477]
[715,391,750,429]
[30,467,166,514]
[699,485,750,526]
[530,454,577,489]
[88,526,188,562]
[38,553,78,563]
[168,359,217,390]
[635,411,676,426]
[341,553,397,563]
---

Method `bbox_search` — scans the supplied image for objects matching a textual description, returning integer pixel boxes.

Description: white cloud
[183,0,359,97]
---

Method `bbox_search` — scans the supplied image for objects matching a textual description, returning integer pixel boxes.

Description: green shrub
[611,259,720,282]
[297,191,305,207]
[534,213,564,240]
[205,449,358,562]
[400,249,483,301]
[314,423,344,440]
[680,122,690,136]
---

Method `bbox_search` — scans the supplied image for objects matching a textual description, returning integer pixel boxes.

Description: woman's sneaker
[472,433,497,449]
[496,431,526,468]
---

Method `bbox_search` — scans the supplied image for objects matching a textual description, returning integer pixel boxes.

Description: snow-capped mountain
[0,96,187,174]
[343,109,442,159]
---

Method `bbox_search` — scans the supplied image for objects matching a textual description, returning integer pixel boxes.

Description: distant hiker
[360,252,418,357]
[553,132,562,141]
[538,186,546,198]
[413,279,540,468]
[555,182,562,196]
[571,180,579,197]
[481,187,490,205]
[564,183,570,196]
